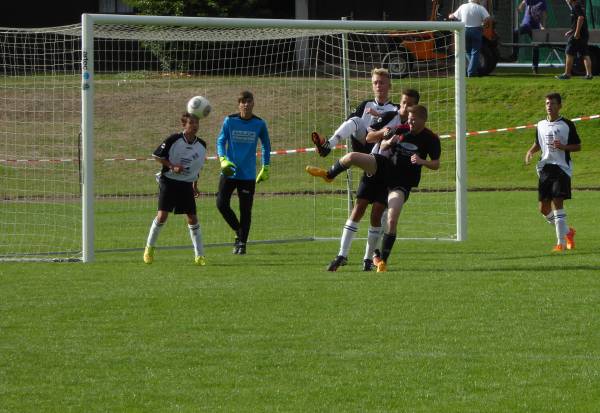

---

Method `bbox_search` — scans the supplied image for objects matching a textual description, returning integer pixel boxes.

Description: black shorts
[373,154,412,202]
[565,36,589,56]
[538,164,572,201]
[158,176,196,215]
[356,173,388,205]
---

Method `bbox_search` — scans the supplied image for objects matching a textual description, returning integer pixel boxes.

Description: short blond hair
[371,68,391,80]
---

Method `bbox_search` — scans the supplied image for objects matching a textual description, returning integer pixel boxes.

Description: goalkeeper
[216,90,271,255]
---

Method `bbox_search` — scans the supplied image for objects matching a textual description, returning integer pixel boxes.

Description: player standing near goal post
[216,91,271,255]
[307,105,441,272]
[324,88,420,272]
[143,112,208,265]
[525,92,580,252]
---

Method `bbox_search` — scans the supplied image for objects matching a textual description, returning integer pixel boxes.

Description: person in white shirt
[525,93,581,252]
[449,0,491,77]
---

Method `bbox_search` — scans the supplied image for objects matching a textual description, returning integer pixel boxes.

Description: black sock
[327,160,348,179]
[381,232,396,262]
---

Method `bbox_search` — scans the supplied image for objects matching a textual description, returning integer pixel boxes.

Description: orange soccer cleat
[566,227,576,250]
[305,165,333,183]
[552,244,565,253]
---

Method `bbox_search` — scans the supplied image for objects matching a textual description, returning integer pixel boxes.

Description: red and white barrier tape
[2,115,598,164]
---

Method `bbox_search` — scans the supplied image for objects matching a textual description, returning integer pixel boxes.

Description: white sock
[544,211,555,225]
[338,219,358,257]
[364,226,383,260]
[189,223,204,257]
[553,209,568,246]
[146,218,164,247]
[328,117,359,147]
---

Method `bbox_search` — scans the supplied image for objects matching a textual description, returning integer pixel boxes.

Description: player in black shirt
[326,89,420,272]
[556,0,593,80]
[307,105,441,272]
[143,112,208,266]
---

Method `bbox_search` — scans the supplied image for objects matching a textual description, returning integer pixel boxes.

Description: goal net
[0,16,466,262]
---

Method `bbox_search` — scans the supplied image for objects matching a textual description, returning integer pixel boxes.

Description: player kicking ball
[525,92,581,252]
[307,105,441,272]
[326,89,419,272]
[310,68,398,157]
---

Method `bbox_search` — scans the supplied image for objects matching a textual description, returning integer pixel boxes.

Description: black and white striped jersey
[153,133,207,182]
[349,99,398,128]
[535,117,581,177]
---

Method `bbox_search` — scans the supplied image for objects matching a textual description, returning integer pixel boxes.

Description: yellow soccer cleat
[305,165,333,183]
[143,246,155,264]
[373,255,387,273]
[194,256,206,266]
[566,227,576,250]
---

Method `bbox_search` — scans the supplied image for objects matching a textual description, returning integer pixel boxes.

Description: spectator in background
[513,0,547,74]
[449,0,491,77]
[556,0,593,80]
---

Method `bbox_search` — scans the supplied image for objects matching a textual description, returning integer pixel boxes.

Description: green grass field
[2,190,600,412]
[2,71,600,411]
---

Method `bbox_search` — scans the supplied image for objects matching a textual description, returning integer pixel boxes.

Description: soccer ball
[186,95,211,118]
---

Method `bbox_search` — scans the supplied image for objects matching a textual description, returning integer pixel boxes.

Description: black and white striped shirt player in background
[525,92,581,252]
[143,112,208,265]
[310,67,398,157]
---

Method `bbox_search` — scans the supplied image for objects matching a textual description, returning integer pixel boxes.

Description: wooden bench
[501,28,600,65]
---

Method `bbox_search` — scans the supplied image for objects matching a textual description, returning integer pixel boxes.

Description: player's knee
[216,196,229,212]
[156,211,168,224]
[539,202,551,216]
[340,152,354,165]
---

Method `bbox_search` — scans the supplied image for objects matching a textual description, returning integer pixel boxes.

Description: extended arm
[553,141,581,152]
[525,141,541,164]
[155,157,183,173]
[366,128,389,143]
[411,155,440,170]
[541,10,547,30]
[574,15,585,39]
[256,122,271,183]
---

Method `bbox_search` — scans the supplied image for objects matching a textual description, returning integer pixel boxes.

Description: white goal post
[0,15,466,262]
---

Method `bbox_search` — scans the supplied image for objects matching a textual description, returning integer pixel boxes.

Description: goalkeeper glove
[219,156,236,177]
[256,165,270,183]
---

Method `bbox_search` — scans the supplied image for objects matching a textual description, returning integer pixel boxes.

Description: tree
[122,0,286,18]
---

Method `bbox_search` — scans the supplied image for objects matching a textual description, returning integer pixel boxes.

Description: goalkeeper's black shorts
[158,176,196,215]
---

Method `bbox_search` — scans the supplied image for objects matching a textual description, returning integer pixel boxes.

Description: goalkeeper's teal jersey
[216,114,271,180]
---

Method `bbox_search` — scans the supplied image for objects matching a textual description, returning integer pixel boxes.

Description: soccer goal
[0,15,466,262]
